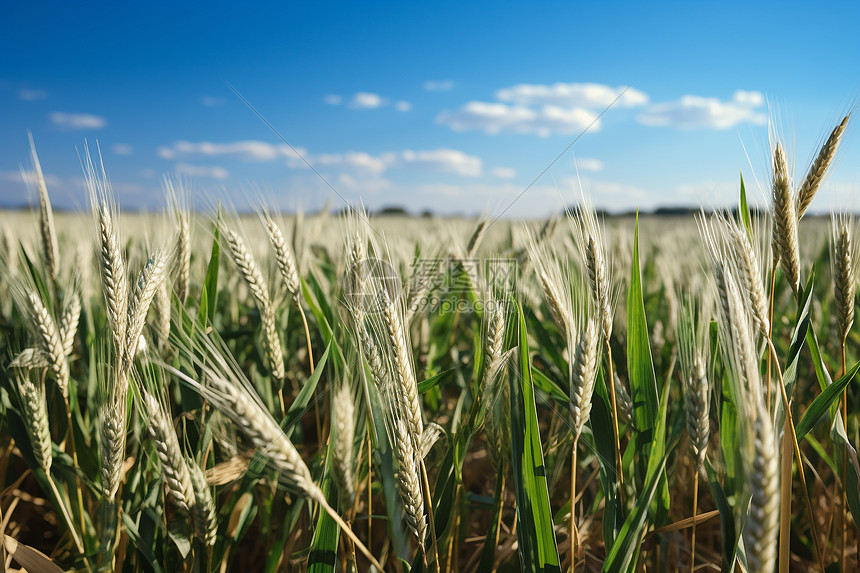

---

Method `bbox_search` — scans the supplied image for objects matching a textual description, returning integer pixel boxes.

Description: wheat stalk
[613,373,634,428]
[142,391,196,513]
[27,134,58,283]
[123,251,168,372]
[744,406,780,573]
[96,203,129,354]
[771,143,800,296]
[15,371,52,473]
[264,215,300,298]
[186,458,218,546]
[332,382,356,507]
[221,225,285,380]
[569,319,599,442]
[154,281,171,354]
[797,114,850,219]
[101,383,127,502]
[169,335,385,570]
[175,214,191,303]
[379,286,424,448]
[393,418,427,551]
[724,216,769,338]
[831,215,857,345]
[27,290,69,396]
[466,218,488,258]
[59,290,81,357]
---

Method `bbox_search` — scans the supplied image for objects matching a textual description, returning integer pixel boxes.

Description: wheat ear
[101,380,127,502]
[724,217,769,338]
[27,290,70,396]
[59,290,81,357]
[186,458,218,546]
[771,143,800,296]
[569,319,599,442]
[28,134,58,283]
[173,338,384,570]
[797,114,850,219]
[97,203,128,353]
[832,217,856,345]
[15,371,52,472]
[264,215,300,298]
[743,406,779,573]
[614,373,634,428]
[123,251,168,371]
[380,287,424,447]
[142,391,196,512]
[331,382,356,507]
[176,213,191,303]
[393,418,427,551]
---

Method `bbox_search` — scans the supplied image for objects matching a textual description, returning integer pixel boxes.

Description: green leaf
[282,341,332,438]
[627,213,659,487]
[705,460,739,573]
[627,213,659,430]
[417,368,454,394]
[198,221,220,326]
[308,456,341,573]
[738,172,752,239]
[797,360,860,441]
[589,370,623,549]
[509,302,561,572]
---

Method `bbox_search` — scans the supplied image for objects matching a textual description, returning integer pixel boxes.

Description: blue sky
[2,1,859,217]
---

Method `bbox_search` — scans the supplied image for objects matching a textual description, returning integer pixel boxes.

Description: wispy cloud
[157,140,490,178]
[395,101,412,112]
[576,158,603,172]
[490,166,517,179]
[350,92,385,109]
[437,101,599,137]
[496,82,647,108]
[112,143,133,155]
[50,112,107,130]
[202,96,225,107]
[324,94,343,105]
[174,163,230,179]
[424,79,455,91]
[637,90,766,129]
[19,88,47,101]
[157,140,300,162]
[436,81,640,137]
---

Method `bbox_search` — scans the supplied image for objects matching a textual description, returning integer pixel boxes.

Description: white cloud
[324,94,343,105]
[1,169,65,189]
[395,101,412,112]
[437,101,599,137]
[19,89,47,101]
[637,90,767,129]
[490,166,517,179]
[496,82,648,108]
[576,158,603,172]
[350,92,385,109]
[157,140,488,178]
[392,149,482,177]
[174,163,230,179]
[315,152,389,176]
[424,80,455,91]
[50,112,107,130]
[112,143,133,155]
[202,96,225,107]
[158,140,300,162]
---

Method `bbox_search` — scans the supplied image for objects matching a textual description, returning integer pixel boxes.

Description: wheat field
[0,116,857,573]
